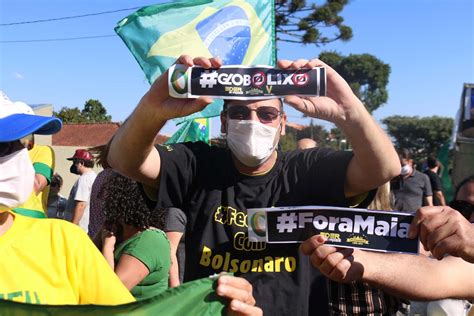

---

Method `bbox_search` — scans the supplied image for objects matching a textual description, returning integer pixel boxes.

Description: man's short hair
[76,158,94,168]
[455,175,474,199]
[426,155,438,169]
[398,148,412,160]
[51,173,63,188]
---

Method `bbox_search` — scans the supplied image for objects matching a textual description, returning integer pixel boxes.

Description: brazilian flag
[0,277,226,316]
[115,0,276,125]
[166,118,210,144]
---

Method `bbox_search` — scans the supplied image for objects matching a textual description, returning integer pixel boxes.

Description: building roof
[286,122,306,131]
[52,122,169,146]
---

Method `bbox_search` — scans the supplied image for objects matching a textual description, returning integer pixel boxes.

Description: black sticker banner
[248,206,419,254]
[168,64,326,100]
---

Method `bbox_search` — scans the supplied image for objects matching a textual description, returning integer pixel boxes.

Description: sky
[1,0,473,137]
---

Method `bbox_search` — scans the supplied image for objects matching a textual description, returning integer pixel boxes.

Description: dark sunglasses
[225,105,281,123]
[449,200,474,220]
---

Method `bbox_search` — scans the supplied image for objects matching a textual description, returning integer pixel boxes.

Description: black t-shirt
[424,170,443,206]
[156,142,355,315]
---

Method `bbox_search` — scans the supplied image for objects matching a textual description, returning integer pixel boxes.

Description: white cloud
[14,72,24,80]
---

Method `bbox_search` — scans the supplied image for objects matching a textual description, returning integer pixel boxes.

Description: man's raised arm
[108,56,220,187]
[282,58,400,197]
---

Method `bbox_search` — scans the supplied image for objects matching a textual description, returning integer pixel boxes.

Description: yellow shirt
[0,213,135,305]
[14,145,54,218]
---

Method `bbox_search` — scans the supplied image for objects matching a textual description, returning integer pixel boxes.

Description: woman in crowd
[101,171,171,301]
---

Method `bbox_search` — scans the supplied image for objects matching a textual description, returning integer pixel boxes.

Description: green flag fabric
[115,0,276,122]
[0,277,226,316]
[166,118,210,144]
[437,142,455,202]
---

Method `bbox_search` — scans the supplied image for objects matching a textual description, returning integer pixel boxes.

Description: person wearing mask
[0,93,135,305]
[392,148,433,212]
[65,149,97,233]
[0,92,55,219]
[107,55,401,315]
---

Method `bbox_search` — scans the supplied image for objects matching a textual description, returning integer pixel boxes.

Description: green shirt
[114,229,171,301]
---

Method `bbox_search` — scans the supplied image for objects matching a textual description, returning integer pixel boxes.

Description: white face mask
[226,119,279,167]
[400,164,412,176]
[0,148,35,212]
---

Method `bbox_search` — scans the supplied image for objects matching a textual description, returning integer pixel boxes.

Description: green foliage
[53,107,85,123]
[279,129,298,151]
[275,0,352,46]
[53,99,111,123]
[319,51,390,113]
[382,115,454,163]
[279,121,332,151]
[81,99,112,123]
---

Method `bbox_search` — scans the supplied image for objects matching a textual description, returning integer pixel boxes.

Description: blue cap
[0,91,62,142]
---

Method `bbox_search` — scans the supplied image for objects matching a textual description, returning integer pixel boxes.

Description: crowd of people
[0,54,473,316]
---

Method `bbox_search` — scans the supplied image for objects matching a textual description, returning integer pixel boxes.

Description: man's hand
[216,275,262,316]
[141,55,222,121]
[300,235,365,283]
[409,206,474,263]
[280,58,363,126]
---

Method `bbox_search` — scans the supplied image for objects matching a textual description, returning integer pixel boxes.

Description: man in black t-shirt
[108,55,401,315]
[424,155,446,206]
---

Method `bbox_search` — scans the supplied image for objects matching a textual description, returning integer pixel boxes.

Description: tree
[382,116,454,163]
[319,51,390,113]
[275,0,352,46]
[279,122,328,151]
[54,107,85,124]
[81,99,111,123]
[53,99,111,123]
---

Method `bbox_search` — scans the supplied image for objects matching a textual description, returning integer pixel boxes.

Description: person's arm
[108,55,220,187]
[33,173,48,195]
[409,206,474,263]
[72,201,86,225]
[114,254,150,290]
[32,145,54,195]
[101,230,116,269]
[435,190,446,206]
[424,195,434,207]
[281,59,400,197]
[300,235,474,300]
[166,231,184,287]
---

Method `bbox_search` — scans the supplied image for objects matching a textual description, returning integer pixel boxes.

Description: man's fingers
[193,56,214,68]
[210,57,223,68]
[328,255,354,281]
[409,206,446,239]
[228,300,263,316]
[300,234,327,255]
[318,248,354,277]
[424,216,455,250]
[217,275,254,305]
[176,55,194,67]
[431,235,460,260]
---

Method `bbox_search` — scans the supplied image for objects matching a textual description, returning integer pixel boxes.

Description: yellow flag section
[147,0,270,66]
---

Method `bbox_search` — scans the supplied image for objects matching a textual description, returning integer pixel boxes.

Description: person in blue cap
[0,91,135,305]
